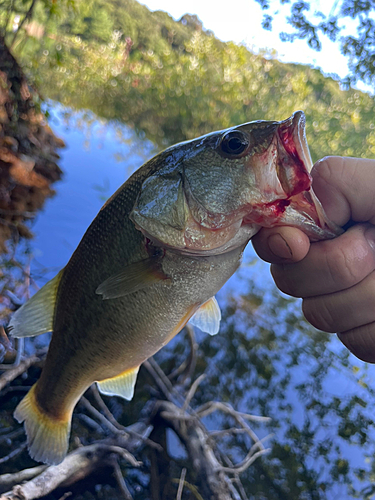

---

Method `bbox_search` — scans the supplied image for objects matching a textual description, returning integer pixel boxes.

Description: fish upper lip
[291,111,313,172]
[276,110,313,198]
[278,111,313,173]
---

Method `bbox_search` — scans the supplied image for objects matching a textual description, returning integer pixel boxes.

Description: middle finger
[302,270,375,333]
[271,224,375,298]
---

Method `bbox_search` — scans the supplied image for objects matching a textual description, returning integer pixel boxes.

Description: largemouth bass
[8,111,341,465]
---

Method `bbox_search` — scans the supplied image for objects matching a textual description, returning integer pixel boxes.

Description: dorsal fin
[189,296,221,336]
[97,367,140,400]
[7,270,63,338]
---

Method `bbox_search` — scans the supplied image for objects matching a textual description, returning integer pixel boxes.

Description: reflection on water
[3,105,373,499]
[29,104,156,275]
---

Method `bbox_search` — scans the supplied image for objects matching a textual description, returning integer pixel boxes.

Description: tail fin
[14,383,71,465]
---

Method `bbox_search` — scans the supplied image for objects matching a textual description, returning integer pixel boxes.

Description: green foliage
[6,0,375,164]
[0,0,75,43]
[255,0,375,89]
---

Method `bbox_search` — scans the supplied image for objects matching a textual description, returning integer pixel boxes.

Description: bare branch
[0,443,140,500]
[218,448,270,475]
[90,385,125,430]
[0,429,24,444]
[209,428,249,439]
[112,459,133,500]
[143,359,174,402]
[80,394,162,451]
[57,492,72,500]
[102,445,141,467]
[76,413,104,434]
[0,442,27,465]
[0,351,45,391]
[80,396,123,436]
[159,411,195,421]
[182,374,205,411]
[196,401,271,423]
[176,468,186,500]
[0,467,47,491]
[156,400,238,500]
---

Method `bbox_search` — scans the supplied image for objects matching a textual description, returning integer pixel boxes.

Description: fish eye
[219,130,250,158]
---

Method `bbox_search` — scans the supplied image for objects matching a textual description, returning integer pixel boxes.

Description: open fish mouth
[280,111,313,172]
[275,111,342,240]
[241,110,342,241]
[276,111,313,197]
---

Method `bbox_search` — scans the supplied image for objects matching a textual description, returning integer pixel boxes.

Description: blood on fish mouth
[242,199,291,226]
[240,111,340,239]
[277,112,313,197]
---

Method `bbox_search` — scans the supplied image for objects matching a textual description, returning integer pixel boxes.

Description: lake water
[8,102,373,499]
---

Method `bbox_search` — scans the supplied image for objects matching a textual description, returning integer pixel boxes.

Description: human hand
[252,156,375,363]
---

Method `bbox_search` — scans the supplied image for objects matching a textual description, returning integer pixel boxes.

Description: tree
[255,0,375,89]
[0,0,74,49]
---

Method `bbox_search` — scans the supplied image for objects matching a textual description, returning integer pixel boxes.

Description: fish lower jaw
[242,191,342,242]
[138,220,258,257]
[242,199,292,228]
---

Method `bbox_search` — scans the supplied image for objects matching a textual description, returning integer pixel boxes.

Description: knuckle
[325,240,370,290]
[271,264,301,297]
[302,297,337,333]
[314,156,346,184]
[338,324,375,363]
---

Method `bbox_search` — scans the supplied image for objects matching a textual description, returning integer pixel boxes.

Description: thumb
[312,156,375,226]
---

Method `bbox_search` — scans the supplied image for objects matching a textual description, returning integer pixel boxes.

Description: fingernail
[267,233,293,259]
[365,227,375,252]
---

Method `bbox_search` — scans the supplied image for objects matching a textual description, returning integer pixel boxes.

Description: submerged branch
[0,350,46,391]
[0,466,47,491]
[112,459,134,500]
[0,443,27,465]
[149,366,270,500]
[0,331,269,499]
[0,443,141,500]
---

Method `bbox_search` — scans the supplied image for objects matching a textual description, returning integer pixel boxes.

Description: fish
[8,111,341,465]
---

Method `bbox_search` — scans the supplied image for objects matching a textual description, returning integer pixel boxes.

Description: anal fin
[189,296,221,336]
[97,367,140,400]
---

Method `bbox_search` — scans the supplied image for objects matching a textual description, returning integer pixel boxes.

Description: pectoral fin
[7,270,63,338]
[96,257,170,300]
[97,367,140,400]
[189,296,221,336]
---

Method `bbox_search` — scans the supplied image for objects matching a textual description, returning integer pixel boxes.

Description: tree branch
[0,350,46,392]
[0,443,140,500]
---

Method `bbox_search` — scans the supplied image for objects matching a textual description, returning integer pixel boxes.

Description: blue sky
[141,0,351,82]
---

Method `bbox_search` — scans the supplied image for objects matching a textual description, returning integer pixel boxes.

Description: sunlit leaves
[5,0,375,163]
[255,0,375,88]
